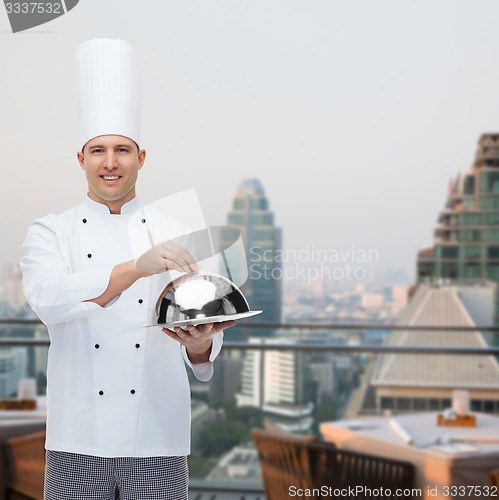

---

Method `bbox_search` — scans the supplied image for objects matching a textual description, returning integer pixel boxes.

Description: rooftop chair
[3,431,45,500]
[489,469,499,497]
[252,428,415,500]
[251,428,318,499]
[311,440,415,499]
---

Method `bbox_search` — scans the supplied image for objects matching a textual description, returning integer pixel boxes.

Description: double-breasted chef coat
[20,196,223,458]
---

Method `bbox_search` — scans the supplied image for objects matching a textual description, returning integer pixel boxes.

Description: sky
[2,0,499,284]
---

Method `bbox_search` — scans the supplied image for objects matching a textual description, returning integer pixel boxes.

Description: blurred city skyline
[2,1,499,283]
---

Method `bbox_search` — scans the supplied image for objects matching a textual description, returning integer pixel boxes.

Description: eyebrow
[88,144,133,150]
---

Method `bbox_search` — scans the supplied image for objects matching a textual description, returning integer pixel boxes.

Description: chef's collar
[84,195,141,216]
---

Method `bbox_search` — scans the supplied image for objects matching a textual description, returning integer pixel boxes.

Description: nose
[104,152,118,170]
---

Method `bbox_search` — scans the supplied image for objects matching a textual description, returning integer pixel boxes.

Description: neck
[87,190,136,215]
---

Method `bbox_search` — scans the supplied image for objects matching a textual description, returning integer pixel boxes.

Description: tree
[198,419,248,457]
[197,404,263,458]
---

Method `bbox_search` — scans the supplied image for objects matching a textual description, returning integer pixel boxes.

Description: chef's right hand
[135,241,198,276]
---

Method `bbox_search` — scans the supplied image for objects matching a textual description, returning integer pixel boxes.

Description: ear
[138,149,147,171]
[77,151,85,171]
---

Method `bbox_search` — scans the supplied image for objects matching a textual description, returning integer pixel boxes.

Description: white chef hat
[75,38,140,149]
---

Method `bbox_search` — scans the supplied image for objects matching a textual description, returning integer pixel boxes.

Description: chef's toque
[75,38,140,150]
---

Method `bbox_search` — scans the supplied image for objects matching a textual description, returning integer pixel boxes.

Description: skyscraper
[235,337,314,433]
[226,178,282,339]
[227,180,315,431]
[417,134,499,325]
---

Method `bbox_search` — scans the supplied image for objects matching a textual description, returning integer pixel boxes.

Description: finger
[191,321,236,335]
[159,249,193,273]
[162,328,180,341]
[193,323,213,334]
[212,320,236,332]
[162,258,194,273]
[186,325,201,336]
[207,320,236,335]
[164,253,197,274]
[170,243,198,271]
[160,242,198,273]
[163,328,196,349]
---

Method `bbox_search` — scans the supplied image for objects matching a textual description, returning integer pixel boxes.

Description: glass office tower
[226,178,282,339]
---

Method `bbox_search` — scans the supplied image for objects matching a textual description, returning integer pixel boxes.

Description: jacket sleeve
[20,216,117,326]
[181,329,224,382]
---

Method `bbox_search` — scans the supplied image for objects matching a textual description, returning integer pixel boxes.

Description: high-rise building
[417,134,499,325]
[235,338,314,433]
[226,179,282,339]
[208,357,243,405]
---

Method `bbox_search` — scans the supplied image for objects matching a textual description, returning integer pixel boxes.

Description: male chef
[20,38,234,500]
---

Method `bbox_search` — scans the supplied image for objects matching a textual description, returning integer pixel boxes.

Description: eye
[91,148,103,154]
[117,148,130,153]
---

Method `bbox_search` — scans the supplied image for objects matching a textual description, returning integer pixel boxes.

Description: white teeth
[103,176,119,180]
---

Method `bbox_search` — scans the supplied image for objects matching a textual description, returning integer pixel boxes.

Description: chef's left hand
[162,320,236,364]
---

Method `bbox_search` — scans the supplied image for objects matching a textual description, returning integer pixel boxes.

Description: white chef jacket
[20,195,223,458]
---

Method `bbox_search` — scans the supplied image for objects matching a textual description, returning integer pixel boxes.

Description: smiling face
[77,135,146,214]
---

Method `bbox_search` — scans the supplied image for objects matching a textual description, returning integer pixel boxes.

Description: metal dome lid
[155,272,262,328]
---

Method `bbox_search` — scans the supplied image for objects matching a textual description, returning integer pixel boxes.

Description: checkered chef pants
[44,450,189,500]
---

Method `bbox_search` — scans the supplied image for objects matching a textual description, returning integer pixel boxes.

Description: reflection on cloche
[155,272,262,327]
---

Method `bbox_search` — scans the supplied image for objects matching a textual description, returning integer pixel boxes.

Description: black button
[141,219,146,223]
[87,253,92,258]
[130,389,136,395]
[95,344,100,349]
[82,218,87,223]
[135,343,140,348]
[138,299,143,304]
[99,390,104,396]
